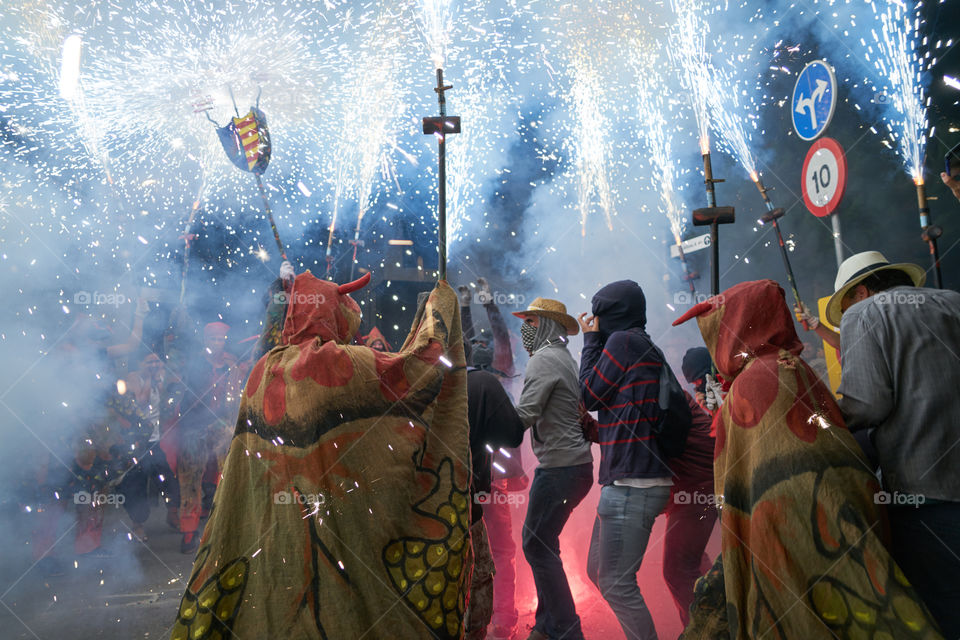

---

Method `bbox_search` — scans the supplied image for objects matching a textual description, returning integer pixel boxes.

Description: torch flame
[913,174,924,186]
[698,135,710,156]
[749,170,759,183]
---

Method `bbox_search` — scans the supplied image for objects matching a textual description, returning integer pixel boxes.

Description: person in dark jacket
[578,279,669,640]
[458,278,529,640]
[464,365,525,640]
[661,347,719,627]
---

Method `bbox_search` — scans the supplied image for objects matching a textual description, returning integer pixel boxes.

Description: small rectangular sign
[670,233,711,259]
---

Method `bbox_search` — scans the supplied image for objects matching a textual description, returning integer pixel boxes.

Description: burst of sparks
[566,47,616,236]
[669,0,712,156]
[863,0,931,184]
[807,412,831,429]
[707,60,760,180]
[416,0,454,70]
[632,50,687,245]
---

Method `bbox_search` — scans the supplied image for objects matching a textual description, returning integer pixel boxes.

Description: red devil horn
[338,272,371,295]
[672,301,714,327]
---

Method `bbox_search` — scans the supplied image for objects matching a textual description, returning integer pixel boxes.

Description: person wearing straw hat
[512,297,593,640]
[832,250,960,637]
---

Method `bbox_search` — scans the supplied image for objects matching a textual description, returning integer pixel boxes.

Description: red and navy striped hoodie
[579,279,671,485]
[580,328,670,484]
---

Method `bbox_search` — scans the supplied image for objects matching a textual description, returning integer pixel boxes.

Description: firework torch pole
[693,148,734,296]
[349,229,363,282]
[255,174,288,262]
[754,177,808,329]
[915,178,943,289]
[436,70,448,282]
[422,69,460,282]
[178,201,201,305]
[702,150,719,208]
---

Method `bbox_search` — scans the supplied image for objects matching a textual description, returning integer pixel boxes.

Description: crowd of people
[168,234,958,639]
[30,303,251,566]
[26,231,960,640]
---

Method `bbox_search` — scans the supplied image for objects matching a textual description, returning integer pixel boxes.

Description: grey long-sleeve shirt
[516,342,593,469]
[838,286,960,502]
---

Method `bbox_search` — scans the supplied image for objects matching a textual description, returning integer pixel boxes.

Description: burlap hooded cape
[674,280,941,639]
[171,273,471,640]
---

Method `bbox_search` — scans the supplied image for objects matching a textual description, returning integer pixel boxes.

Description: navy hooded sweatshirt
[579,280,672,485]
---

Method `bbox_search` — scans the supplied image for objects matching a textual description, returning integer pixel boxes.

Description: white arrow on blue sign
[791,60,837,141]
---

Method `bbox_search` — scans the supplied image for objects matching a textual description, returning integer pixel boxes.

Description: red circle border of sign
[802,136,847,218]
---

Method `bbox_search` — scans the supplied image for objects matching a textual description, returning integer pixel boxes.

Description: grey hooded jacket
[516,317,594,468]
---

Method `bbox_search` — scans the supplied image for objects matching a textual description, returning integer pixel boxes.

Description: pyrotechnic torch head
[760,208,786,225]
[751,172,774,205]
[700,151,725,187]
[915,177,930,227]
[699,135,711,157]
[701,151,714,178]
[693,206,735,226]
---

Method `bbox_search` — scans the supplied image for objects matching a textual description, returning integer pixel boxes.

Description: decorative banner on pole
[792,60,837,141]
[802,137,847,217]
[217,107,272,175]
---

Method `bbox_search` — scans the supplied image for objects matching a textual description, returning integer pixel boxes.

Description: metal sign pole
[831,214,843,269]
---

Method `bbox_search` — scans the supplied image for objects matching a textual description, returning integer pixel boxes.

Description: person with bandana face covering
[512,298,592,640]
[578,280,671,640]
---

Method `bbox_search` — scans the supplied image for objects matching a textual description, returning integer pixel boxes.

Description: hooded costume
[362,326,392,352]
[673,280,941,639]
[681,347,713,392]
[170,273,471,640]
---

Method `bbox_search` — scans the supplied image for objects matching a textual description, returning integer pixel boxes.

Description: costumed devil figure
[170,271,471,640]
[673,280,942,639]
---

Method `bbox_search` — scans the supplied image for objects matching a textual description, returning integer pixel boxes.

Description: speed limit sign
[802,137,847,217]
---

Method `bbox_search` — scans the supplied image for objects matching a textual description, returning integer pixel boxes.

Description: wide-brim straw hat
[512,297,579,335]
[825,251,925,327]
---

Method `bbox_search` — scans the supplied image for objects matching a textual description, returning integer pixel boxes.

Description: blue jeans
[586,484,670,640]
[522,463,593,640]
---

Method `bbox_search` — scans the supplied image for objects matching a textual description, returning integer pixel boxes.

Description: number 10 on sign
[802,137,846,217]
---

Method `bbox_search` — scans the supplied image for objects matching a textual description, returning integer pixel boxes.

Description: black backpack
[650,345,693,458]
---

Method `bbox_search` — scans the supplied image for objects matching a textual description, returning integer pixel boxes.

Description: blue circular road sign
[791,60,837,141]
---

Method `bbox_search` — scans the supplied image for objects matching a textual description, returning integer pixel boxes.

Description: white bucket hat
[825,251,925,326]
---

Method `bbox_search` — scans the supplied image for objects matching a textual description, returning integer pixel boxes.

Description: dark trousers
[889,502,960,639]
[485,495,519,630]
[662,492,717,626]
[521,462,593,640]
[120,446,178,525]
